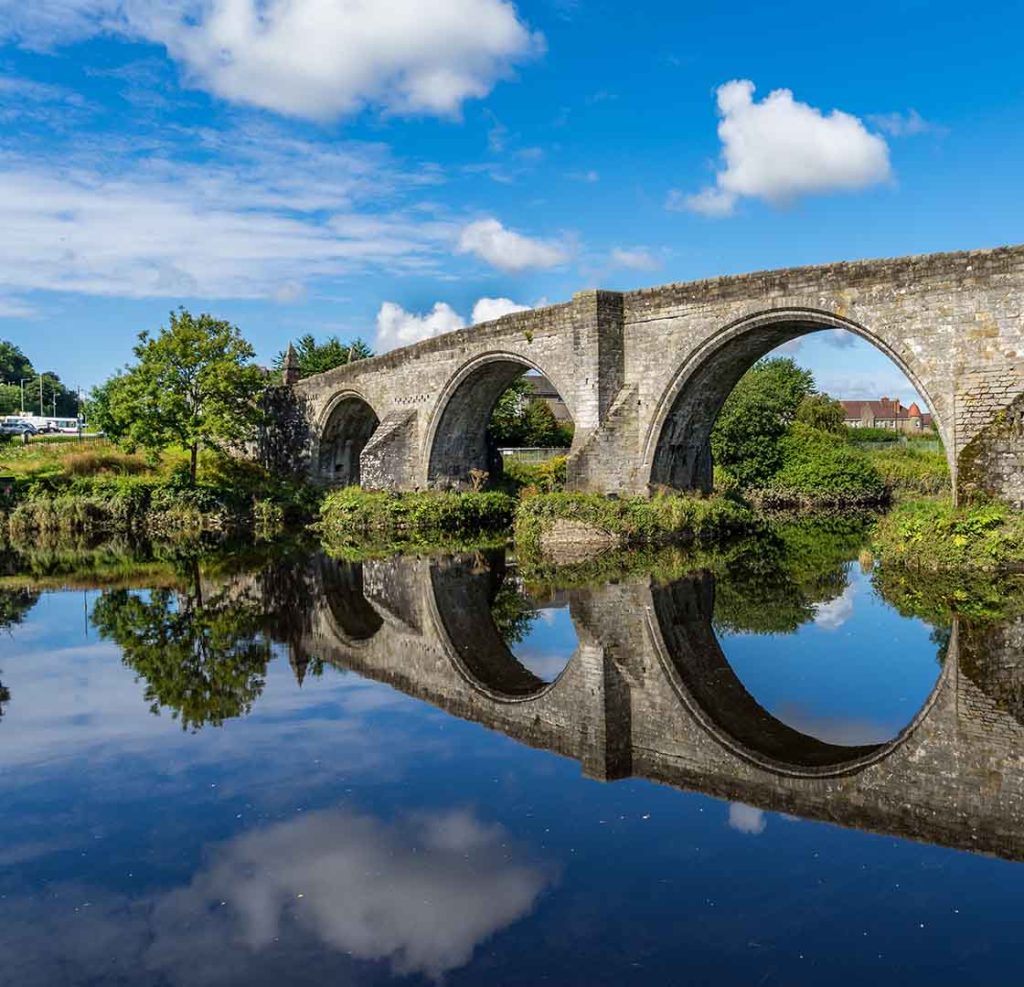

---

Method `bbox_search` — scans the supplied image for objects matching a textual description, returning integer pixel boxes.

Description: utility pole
[38,374,43,417]
[18,377,29,413]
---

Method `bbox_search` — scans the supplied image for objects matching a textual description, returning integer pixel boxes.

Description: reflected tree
[712,518,868,635]
[0,588,41,721]
[490,579,537,647]
[91,567,271,730]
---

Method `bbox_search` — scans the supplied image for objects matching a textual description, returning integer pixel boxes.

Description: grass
[863,443,950,496]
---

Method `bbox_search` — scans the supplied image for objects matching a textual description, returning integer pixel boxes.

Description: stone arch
[643,309,952,492]
[425,352,575,489]
[428,553,577,702]
[316,391,380,487]
[645,571,952,778]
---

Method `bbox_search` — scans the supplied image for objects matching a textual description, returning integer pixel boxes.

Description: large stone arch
[424,352,576,489]
[315,390,381,487]
[644,571,953,778]
[643,309,953,492]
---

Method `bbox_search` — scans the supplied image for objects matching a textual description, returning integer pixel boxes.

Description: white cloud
[868,109,942,138]
[149,808,552,981]
[0,0,543,121]
[813,582,856,631]
[0,294,36,318]
[610,246,660,271]
[679,80,891,217]
[375,295,534,350]
[0,808,553,985]
[728,802,766,835]
[458,217,570,272]
[0,127,452,301]
[471,296,530,323]
[376,301,466,351]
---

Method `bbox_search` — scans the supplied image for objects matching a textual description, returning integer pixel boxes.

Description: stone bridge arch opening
[427,355,574,490]
[317,394,380,487]
[646,312,950,493]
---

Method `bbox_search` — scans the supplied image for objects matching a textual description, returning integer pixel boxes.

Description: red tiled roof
[840,398,929,421]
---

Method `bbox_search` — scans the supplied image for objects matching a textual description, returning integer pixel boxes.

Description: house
[525,373,572,423]
[840,396,934,433]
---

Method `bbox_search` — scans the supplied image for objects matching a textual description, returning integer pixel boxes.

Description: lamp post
[18,378,30,414]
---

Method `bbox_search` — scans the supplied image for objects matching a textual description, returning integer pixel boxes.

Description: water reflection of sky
[509,605,577,682]
[717,565,940,745]
[1,578,1022,985]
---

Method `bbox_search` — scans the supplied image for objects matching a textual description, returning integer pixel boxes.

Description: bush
[514,491,758,555]
[863,444,949,496]
[503,455,567,494]
[872,498,1024,571]
[752,424,887,507]
[844,426,900,443]
[319,488,516,545]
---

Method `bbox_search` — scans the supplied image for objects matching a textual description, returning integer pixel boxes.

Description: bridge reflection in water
[251,552,1024,863]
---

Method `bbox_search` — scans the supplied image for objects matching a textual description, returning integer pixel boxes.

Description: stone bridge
[257,553,1024,863]
[273,244,1024,504]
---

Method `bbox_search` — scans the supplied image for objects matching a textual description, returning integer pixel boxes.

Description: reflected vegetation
[5,518,1024,857]
[91,562,273,731]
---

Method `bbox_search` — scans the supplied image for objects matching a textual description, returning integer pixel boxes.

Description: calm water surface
[0,542,1022,985]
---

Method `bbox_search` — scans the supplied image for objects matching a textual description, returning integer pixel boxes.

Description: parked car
[0,421,38,436]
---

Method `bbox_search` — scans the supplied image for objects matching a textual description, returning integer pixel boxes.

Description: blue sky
[0,0,1021,404]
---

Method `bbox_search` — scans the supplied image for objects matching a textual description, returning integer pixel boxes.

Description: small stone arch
[316,391,380,487]
[643,309,952,492]
[424,352,576,490]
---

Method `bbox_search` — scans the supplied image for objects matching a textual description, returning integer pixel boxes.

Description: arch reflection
[429,553,578,700]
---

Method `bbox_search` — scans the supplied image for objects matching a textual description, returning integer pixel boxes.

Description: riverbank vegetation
[871,499,1024,572]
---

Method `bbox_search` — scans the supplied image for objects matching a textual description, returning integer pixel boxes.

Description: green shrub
[502,455,567,493]
[753,424,887,507]
[872,498,1024,571]
[319,488,516,545]
[844,426,900,443]
[513,491,758,555]
[864,444,950,496]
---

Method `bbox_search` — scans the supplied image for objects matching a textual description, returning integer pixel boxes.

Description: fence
[498,447,570,464]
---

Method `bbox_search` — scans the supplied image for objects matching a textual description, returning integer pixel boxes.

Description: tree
[797,393,846,434]
[274,334,372,378]
[106,310,267,484]
[488,377,573,448]
[488,377,532,446]
[711,357,816,488]
[0,341,32,382]
[0,384,21,415]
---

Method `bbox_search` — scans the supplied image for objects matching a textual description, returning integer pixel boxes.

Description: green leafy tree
[0,588,41,722]
[274,334,372,378]
[91,572,270,731]
[797,393,846,434]
[0,341,33,382]
[488,377,532,446]
[0,383,22,414]
[106,309,267,484]
[711,357,815,488]
[488,377,572,448]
